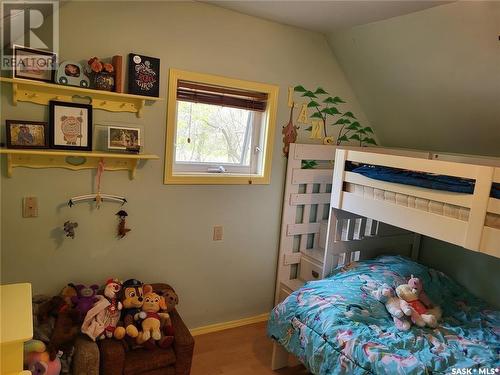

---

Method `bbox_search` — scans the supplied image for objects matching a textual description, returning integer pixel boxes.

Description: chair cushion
[124,347,176,375]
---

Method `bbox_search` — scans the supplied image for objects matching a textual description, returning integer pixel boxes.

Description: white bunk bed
[272,143,425,369]
[332,148,500,258]
[271,143,500,371]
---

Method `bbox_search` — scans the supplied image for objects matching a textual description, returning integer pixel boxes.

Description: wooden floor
[191,322,310,375]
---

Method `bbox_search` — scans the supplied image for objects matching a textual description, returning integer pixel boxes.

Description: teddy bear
[35,295,80,361]
[396,282,442,328]
[119,279,144,338]
[155,284,178,342]
[71,284,99,322]
[372,284,411,331]
[136,285,171,348]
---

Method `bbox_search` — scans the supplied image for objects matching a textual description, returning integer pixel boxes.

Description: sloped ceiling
[328,1,500,156]
[204,1,449,32]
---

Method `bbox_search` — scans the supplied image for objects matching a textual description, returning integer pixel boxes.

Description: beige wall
[329,1,500,157]
[328,0,500,306]
[0,1,368,328]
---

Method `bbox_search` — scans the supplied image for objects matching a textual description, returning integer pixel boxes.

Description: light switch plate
[23,197,38,218]
[213,225,223,241]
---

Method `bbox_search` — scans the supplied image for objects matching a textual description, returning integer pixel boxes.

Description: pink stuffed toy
[408,275,433,308]
[24,339,62,375]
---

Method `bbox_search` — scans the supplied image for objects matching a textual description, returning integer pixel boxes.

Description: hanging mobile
[116,210,131,238]
[67,159,127,207]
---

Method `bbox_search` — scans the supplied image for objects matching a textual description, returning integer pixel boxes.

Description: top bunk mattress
[351,165,500,198]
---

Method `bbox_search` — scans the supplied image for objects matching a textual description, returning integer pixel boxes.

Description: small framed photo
[108,126,141,151]
[13,45,57,83]
[49,101,93,151]
[5,120,49,149]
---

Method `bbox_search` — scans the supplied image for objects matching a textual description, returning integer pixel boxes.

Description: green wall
[0,1,368,328]
[328,1,500,305]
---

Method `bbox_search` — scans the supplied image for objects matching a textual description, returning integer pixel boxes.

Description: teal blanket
[268,256,499,374]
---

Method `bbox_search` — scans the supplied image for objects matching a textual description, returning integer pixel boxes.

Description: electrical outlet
[213,225,223,241]
[23,197,38,218]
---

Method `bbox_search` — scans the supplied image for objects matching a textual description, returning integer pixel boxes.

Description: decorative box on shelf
[0,149,159,180]
[0,77,163,117]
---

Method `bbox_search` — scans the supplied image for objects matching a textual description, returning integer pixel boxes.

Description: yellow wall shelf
[0,77,163,117]
[0,149,159,180]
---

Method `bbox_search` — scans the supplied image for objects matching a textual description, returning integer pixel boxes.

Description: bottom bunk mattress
[268,256,499,375]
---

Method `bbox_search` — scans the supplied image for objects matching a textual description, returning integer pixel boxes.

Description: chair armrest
[170,309,194,375]
[72,335,99,375]
[98,339,126,375]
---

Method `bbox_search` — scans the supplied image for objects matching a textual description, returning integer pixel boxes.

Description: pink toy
[71,284,99,322]
[408,275,433,308]
[24,340,62,375]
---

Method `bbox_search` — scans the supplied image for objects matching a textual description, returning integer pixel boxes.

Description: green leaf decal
[302,160,318,169]
[294,85,307,92]
[338,135,349,142]
[310,112,323,119]
[364,138,377,145]
[332,96,346,104]
[363,126,374,133]
[314,87,328,95]
[334,118,350,125]
[342,111,357,119]
[302,91,317,98]
[307,101,320,108]
[346,123,361,130]
[350,134,361,141]
[357,129,367,135]
[323,97,336,104]
[321,107,340,115]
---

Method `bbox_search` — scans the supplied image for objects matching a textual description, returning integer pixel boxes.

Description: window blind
[177,80,268,112]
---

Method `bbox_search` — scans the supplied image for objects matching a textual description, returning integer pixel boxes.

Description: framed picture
[13,45,57,83]
[5,120,49,149]
[127,53,160,97]
[49,101,93,151]
[108,126,141,151]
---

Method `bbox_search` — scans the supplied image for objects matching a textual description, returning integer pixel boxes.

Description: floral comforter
[268,256,499,374]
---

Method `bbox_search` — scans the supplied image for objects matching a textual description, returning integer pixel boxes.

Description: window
[164,69,278,184]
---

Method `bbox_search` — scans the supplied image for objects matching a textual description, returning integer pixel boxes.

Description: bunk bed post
[464,166,494,250]
[271,342,289,370]
[411,234,421,260]
[331,149,347,209]
[274,143,302,305]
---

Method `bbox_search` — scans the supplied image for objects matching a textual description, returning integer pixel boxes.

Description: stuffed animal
[155,284,178,348]
[119,278,144,338]
[81,279,124,341]
[35,296,80,361]
[372,284,411,331]
[24,339,62,375]
[408,275,434,308]
[396,283,442,328]
[71,284,99,322]
[136,285,170,346]
[59,283,77,308]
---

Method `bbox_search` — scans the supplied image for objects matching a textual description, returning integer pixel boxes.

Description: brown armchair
[72,284,194,375]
